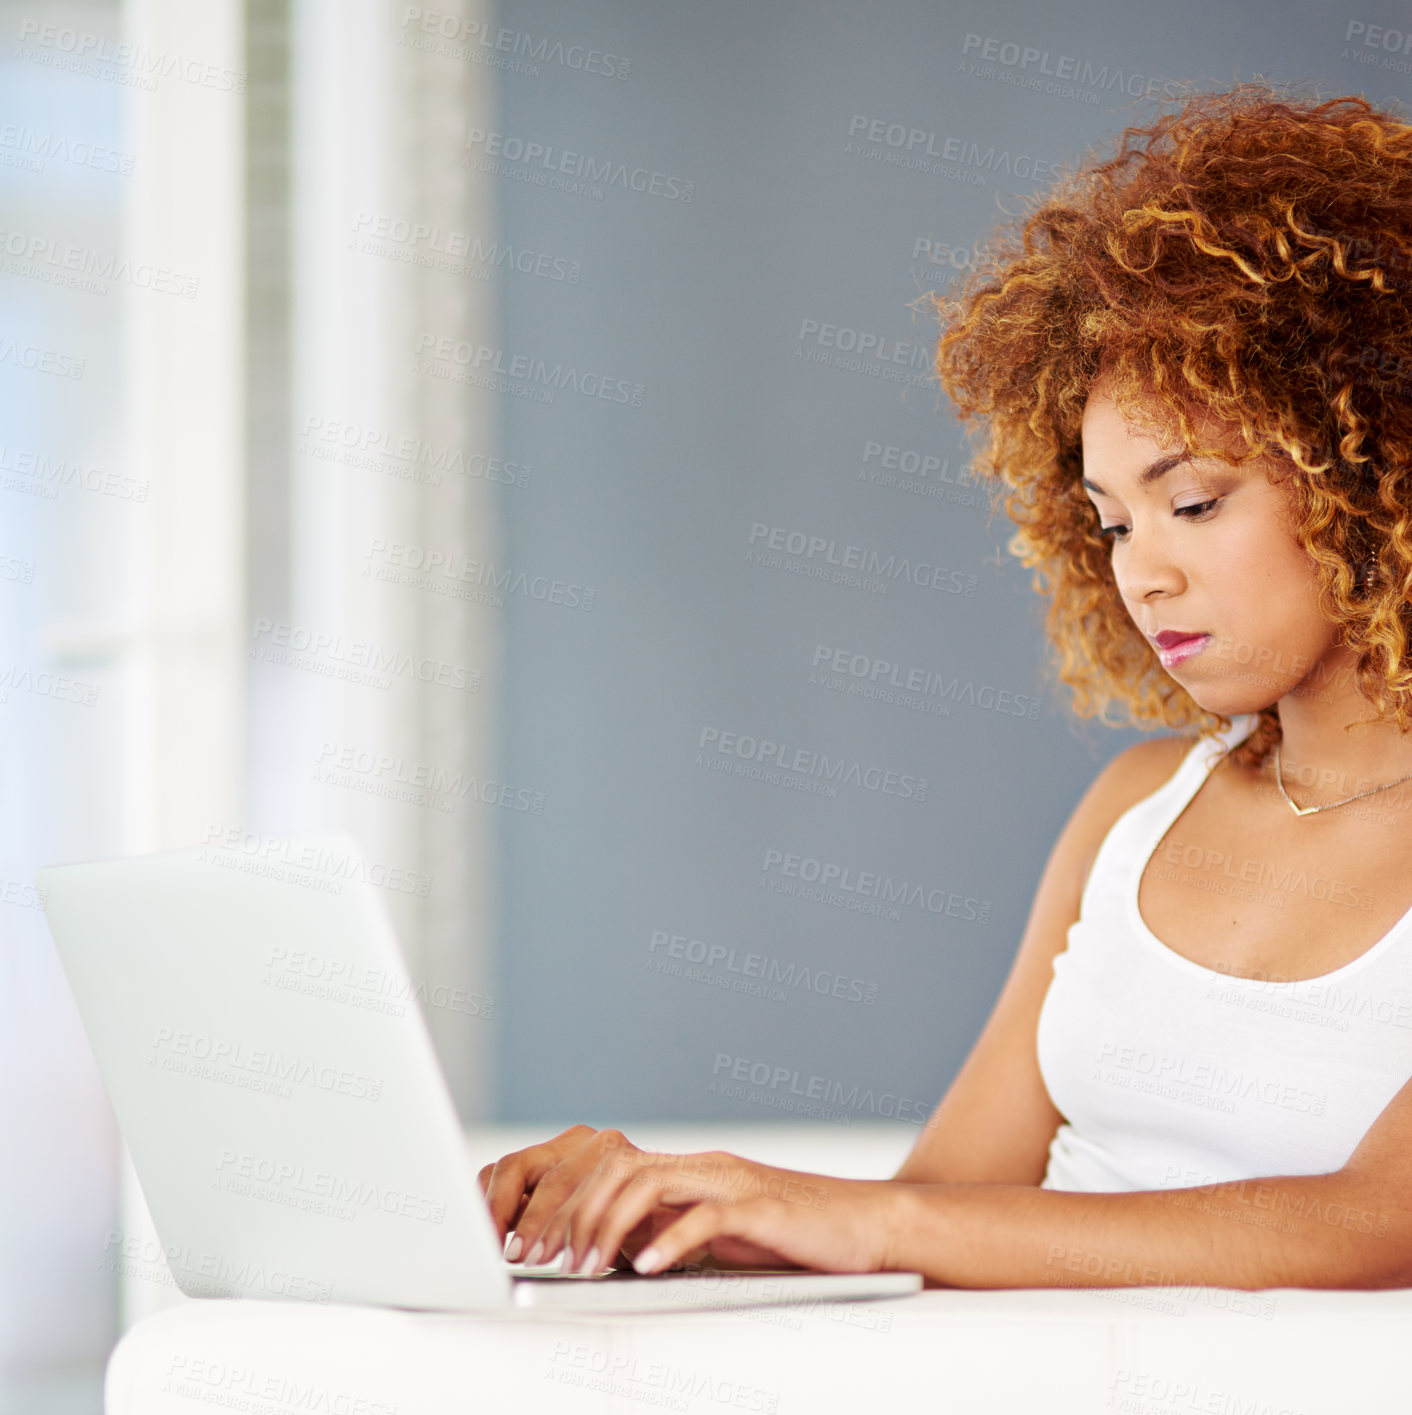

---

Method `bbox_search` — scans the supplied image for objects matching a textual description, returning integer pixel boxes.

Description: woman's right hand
[476,1124,798,1272]
[478,1124,653,1266]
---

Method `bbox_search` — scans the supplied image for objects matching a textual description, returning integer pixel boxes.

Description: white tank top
[1036,711,1412,1193]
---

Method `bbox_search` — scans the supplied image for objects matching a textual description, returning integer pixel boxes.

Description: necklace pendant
[1273,743,1412,818]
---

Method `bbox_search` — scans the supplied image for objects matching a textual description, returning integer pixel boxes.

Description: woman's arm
[883,1161,1410,1289]
[895,735,1191,1187]
[877,733,1412,1290]
[593,1141,1409,1289]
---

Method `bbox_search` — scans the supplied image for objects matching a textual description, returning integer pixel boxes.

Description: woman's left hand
[506,1145,902,1276]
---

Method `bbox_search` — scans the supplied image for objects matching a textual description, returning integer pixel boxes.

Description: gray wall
[485,0,1409,1124]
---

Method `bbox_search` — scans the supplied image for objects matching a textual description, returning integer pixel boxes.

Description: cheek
[1222,506,1310,590]
[1242,535,1331,650]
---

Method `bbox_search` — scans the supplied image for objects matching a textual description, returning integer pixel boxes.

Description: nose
[1112,522,1185,606]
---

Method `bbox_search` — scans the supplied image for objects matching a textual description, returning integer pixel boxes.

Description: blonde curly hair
[928,80,1412,771]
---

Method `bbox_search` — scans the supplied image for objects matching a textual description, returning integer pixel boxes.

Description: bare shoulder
[1105,733,1193,801]
[1071,733,1192,893]
[890,730,1198,1185]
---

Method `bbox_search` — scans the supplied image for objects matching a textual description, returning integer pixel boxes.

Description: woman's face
[1079,386,1344,717]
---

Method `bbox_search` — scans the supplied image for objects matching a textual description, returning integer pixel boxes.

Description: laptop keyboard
[505,1256,619,1279]
[508,1264,620,1280]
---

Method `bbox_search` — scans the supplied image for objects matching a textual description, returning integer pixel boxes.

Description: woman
[479,81,1412,1290]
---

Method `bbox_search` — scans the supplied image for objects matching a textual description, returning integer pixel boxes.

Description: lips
[1150,630,1207,650]
[1153,632,1211,669]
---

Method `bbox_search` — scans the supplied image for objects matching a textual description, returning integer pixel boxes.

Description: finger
[610,1211,662,1268]
[482,1125,598,1238]
[499,1193,533,1260]
[556,1153,684,1271]
[574,1163,711,1273]
[482,1152,552,1239]
[631,1200,746,1274]
[567,1153,745,1273]
[511,1129,637,1263]
[639,1192,877,1276]
[532,1136,649,1269]
[479,1126,593,1198]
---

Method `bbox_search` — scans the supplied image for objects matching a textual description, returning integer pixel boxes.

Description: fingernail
[504,1233,523,1262]
[633,1247,661,1275]
[559,1244,575,1273]
[577,1246,601,1275]
[525,1240,545,1266]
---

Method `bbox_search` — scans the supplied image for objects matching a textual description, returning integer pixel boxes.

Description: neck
[1271,647,1412,805]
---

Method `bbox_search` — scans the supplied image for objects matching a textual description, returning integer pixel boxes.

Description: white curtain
[116,0,503,1331]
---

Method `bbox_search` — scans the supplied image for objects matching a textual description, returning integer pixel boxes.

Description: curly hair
[927,80,1412,772]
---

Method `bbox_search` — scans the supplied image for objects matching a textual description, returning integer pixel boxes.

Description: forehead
[1079,386,1248,492]
[1081,384,1187,447]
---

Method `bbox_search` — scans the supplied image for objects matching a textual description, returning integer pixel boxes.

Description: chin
[1178,680,1278,720]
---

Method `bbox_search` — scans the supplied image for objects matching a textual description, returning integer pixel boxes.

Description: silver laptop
[38,833,921,1313]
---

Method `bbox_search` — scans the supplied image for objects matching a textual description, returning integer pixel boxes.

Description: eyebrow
[1081,451,1193,498]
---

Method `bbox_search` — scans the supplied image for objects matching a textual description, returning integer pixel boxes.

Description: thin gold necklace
[1273,744,1412,817]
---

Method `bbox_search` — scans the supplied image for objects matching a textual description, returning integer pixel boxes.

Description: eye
[1096,499,1220,544]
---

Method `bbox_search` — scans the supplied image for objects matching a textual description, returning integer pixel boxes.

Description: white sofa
[105,1125,1412,1414]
